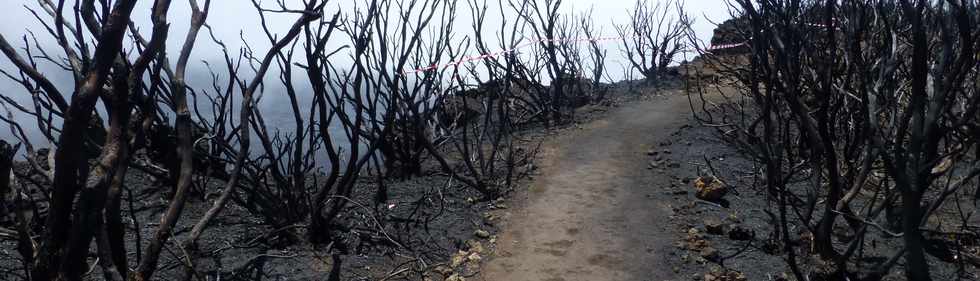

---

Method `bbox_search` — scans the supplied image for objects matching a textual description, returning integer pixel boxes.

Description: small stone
[450,250,467,268]
[466,240,485,253]
[694,176,728,201]
[728,225,755,241]
[446,273,465,281]
[433,265,453,276]
[466,252,482,262]
[687,228,700,236]
[647,149,659,156]
[704,219,727,235]
[672,190,689,195]
[700,247,720,261]
[474,229,491,239]
[663,149,672,154]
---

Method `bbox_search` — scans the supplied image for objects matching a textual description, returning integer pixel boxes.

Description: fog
[0,0,732,145]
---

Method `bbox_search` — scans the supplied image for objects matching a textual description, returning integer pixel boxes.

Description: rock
[446,273,465,281]
[672,190,689,195]
[647,149,659,156]
[465,240,485,253]
[690,239,709,250]
[704,219,727,235]
[649,160,662,169]
[466,252,482,262]
[474,229,491,239]
[700,247,720,261]
[663,149,673,154]
[685,228,710,250]
[694,176,728,201]
[433,265,453,276]
[450,250,468,268]
[728,225,755,241]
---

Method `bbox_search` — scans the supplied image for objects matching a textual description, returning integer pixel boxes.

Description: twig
[327,195,406,249]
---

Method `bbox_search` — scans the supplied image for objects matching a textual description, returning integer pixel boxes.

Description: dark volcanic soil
[479,83,979,281]
[7,77,974,281]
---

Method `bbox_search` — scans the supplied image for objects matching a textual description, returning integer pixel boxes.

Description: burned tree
[0,0,613,280]
[689,0,980,280]
[616,0,687,83]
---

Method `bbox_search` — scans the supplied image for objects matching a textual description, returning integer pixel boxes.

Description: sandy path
[481,93,691,281]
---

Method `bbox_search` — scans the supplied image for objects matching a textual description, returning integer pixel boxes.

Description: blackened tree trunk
[0,140,16,217]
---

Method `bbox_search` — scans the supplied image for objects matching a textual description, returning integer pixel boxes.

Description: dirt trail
[482,92,691,281]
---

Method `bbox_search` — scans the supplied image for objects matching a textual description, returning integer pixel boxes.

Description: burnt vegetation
[689,0,980,280]
[0,0,977,280]
[0,0,648,280]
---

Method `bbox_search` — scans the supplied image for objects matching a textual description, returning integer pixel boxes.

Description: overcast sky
[0,0,732,144]
[0,0,732,79]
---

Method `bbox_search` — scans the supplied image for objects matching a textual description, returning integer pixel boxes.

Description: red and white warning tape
[706,42,746,51]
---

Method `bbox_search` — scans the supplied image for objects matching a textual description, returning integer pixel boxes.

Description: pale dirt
[481,92,691,281]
